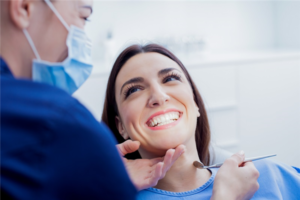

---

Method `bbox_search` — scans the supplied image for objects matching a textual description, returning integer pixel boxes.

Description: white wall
[86,0,300,70]
[274,0,300,49]
[237,58,300,167]
[86,0,279,69]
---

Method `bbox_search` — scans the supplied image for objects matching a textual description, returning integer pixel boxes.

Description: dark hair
[102,44,211,165]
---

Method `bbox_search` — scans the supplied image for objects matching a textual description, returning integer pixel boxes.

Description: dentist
[0,0,259,199]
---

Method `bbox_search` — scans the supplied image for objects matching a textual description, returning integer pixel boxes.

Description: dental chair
[209,143,233,165]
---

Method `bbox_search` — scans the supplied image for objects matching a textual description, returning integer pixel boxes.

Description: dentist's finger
[149,157,164,166]
[161,145,185,175]
[116,140,140,156]
[172,145,186,162]
[222,150,245,169]
[242,161,260,179]
[146,162,163,188]
[150,145,185,167]
[161,149,175,174]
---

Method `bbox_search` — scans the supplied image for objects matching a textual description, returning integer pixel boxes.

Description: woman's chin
[140,141,184,158]
[150,141,183,152]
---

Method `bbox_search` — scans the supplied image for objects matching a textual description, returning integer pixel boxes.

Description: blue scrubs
[0,58,137,199]
[137,160,300,200]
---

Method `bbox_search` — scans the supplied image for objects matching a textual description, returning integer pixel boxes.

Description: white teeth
[165,114,170,121]
[148,111,181,127]
[157,117,161,123]
[151,121,155,127]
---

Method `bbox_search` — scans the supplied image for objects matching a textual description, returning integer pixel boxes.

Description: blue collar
[0,57,14,78]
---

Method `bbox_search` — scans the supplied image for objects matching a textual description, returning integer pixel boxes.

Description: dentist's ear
[115,116,129,140]
[9,0,33,29]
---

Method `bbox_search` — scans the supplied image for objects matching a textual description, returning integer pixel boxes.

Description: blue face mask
[23,0,93,94]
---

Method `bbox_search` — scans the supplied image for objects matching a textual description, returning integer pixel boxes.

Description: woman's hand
[116,140,185,191]
[211,151,260,200]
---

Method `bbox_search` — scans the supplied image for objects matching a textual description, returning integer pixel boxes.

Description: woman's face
[115,52,199,157]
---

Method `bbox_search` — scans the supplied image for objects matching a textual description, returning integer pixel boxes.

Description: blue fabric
[137,160,300,200]
[0,58,137,200]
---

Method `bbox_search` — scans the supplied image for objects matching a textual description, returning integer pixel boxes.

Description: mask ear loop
[44,0,70,31]
[23,29,41,61]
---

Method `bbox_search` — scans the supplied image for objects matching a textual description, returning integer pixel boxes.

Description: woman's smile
[146,109,183,130]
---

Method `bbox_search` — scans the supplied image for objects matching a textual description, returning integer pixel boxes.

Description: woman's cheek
[121,106,134,124]
[121,100,142,130]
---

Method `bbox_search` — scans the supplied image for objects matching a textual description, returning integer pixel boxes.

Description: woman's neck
[146,139,211,192]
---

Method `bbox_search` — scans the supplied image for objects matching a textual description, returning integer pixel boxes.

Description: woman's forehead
[117,52,182,81]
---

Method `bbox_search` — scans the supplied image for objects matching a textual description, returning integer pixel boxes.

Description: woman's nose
[147,86,170,107]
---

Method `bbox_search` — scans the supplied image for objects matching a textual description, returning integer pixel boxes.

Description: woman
[102,44,300,199]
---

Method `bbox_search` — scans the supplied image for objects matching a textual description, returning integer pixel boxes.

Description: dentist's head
[1,0,94,94]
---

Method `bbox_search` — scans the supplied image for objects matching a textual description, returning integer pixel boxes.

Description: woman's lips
[146,109,183,130]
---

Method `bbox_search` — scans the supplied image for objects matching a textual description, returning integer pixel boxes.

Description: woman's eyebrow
[158,68,182,77]
[120,77,144,95]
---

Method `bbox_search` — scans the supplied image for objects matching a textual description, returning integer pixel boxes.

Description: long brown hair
[102,44,211,165]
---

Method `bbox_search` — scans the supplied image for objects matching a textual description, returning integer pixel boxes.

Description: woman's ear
[195,103,200,117]
[115,116,129,140]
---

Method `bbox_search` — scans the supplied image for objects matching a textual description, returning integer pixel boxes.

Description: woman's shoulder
[253,158,300,176]
[252,159,300,199]
[253,158,300,185]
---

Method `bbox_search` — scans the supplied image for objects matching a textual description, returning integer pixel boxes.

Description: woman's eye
[165,77,178,82]
[163,74,181,83]
[82,17,91,22]
[129,87,140,94]
[125,87,141,98]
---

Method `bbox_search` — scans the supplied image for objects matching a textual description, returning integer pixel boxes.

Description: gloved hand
[211,151,260,200]
[116,140,185,191]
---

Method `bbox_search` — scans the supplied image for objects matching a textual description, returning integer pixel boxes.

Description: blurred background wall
[73,0,300,167]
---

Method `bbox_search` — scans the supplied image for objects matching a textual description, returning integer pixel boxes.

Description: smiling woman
[101,44,300,199]
[102,44,211,164]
